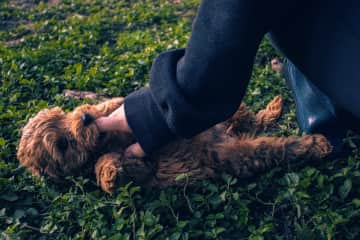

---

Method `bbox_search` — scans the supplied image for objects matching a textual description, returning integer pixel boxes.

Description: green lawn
[1,0,359,239]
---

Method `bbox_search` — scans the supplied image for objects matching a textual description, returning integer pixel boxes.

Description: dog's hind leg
[212,134,332,178]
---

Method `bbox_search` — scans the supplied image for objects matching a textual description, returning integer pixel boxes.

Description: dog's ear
[43,132,66,159]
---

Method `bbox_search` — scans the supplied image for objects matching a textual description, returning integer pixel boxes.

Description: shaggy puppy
[17,96,332,193]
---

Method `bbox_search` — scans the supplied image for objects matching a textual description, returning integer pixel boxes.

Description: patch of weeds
[1,0,359,239]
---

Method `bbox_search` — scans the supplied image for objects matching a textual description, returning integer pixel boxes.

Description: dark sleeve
[124,0,292,154]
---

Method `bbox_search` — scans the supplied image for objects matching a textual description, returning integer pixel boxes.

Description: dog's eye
[57,138,68,151]
[82,113,94,126]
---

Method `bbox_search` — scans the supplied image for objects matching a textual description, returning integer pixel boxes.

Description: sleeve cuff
[124,87,175,154]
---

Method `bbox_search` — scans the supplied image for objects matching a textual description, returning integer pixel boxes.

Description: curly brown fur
[95,153,123,194]
[256,95,283,128]
[17,95,333,193]
[17,97,133,181]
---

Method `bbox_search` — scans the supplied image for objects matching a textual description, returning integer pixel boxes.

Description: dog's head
[17,104,121,180]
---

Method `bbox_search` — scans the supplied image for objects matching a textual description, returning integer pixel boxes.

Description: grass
[0,0,359,239]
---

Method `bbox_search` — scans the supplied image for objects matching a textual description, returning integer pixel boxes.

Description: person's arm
[126,0,273,154]
[103,0,298,155]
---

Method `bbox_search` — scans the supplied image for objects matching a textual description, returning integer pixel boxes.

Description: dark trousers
[125,0,360,153]
[267,1,360,133]
[267,0,360,118]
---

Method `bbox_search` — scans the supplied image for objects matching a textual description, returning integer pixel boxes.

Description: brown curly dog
[17,96,332,194]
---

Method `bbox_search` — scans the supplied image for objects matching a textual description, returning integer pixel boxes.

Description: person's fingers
[125,143,146,158]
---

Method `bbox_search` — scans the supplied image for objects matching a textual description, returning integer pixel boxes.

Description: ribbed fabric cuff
[124,87,175,154]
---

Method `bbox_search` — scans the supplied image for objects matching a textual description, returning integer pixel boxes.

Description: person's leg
[267,32,346,156]
[266,0,360,156]
[286,60,339,133]
[267,33,341,134]
[267,0,360,120]
[276,58,346,155]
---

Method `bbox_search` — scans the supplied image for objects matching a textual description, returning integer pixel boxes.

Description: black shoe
[281,59,340,135]
[280,59,348,158]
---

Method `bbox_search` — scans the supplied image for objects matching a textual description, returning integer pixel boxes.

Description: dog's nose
[81,113,94,126]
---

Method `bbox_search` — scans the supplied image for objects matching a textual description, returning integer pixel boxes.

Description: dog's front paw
[95,153,123,194]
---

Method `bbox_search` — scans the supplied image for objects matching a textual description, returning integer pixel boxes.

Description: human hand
[95,105,146,158]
